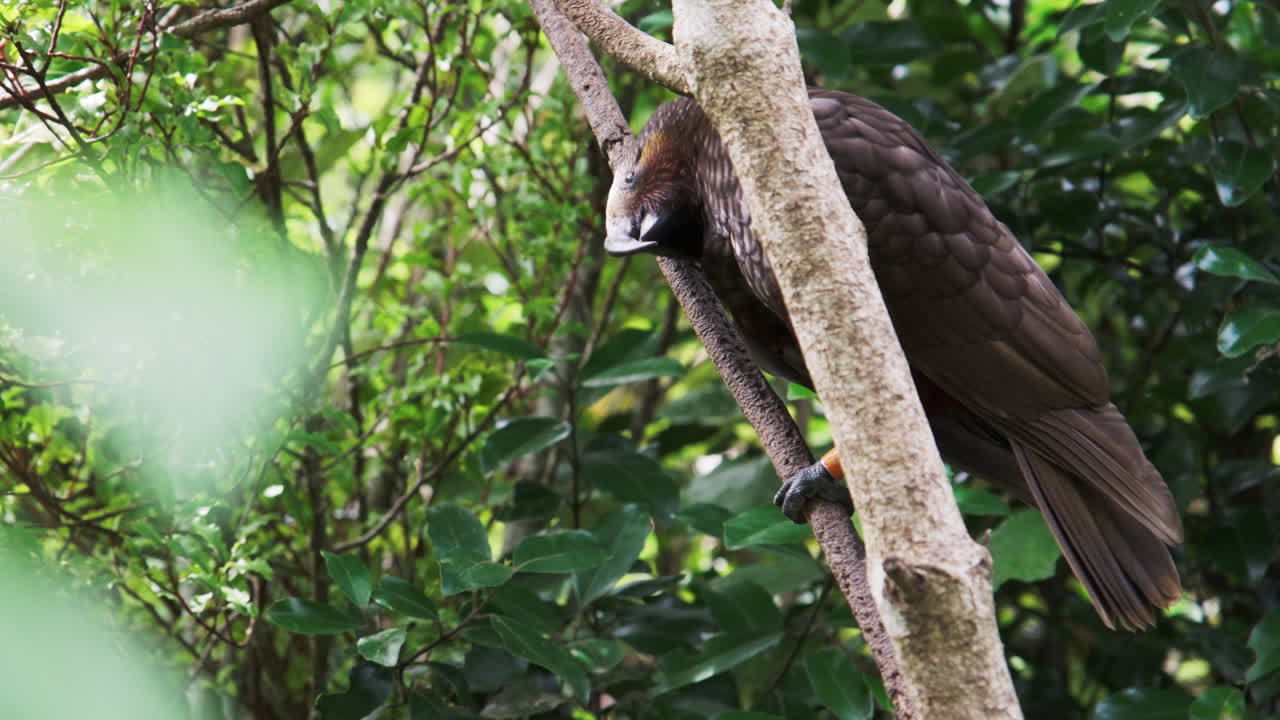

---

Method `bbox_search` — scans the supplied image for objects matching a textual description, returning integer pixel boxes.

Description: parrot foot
[774,449,853,523]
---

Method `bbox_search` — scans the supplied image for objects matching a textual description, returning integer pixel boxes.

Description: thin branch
[0,0,297,111]
[555,0,690,95]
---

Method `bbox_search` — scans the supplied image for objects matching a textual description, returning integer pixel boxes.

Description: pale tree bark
[538,0,1024,717]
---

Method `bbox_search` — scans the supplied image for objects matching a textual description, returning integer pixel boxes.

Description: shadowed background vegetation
[0,0,1277,717]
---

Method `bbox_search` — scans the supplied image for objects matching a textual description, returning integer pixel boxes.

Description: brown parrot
[603,89,1183,631]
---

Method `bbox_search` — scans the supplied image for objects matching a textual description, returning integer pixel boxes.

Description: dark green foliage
[1,0,1277,718]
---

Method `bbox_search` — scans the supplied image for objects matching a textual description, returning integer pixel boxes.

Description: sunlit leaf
[988,509,1060,589]
[357,628,406,667]
[1193,245,1279,285]
[1217,306,1280,358]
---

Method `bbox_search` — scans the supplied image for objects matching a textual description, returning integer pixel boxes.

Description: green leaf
[723,506,812,549]
[1217,306,1280,358]
[480,417,571,474]
[1059,2,1106,35]
[514,530,608,573]
[1103,0,1161,41]
[1077,25,1125,75]
[843,21,933,65]
[1211,142,1275,207]
[1194,245,1279,284]
[582,450,679,521]
[1189,686,1247,720]
[712,713,785,720]
[491,584,562,635]
[1090,687,1189,719]
[657,631,783,693]
[322,551,372,607]
[372,577,437,620]
[426,504,491,560]
[1171,47,1244,119]
[954,486,1012,516]
[1246,606,1280,683]
[705,581,782,634]
[357,628,407,667]
[453,331,546,361]
[491,616,591,703]
[637,9,672,33]
[314,663,393,720]
[786,382,818,400]
[438,552,514,595]
[678,502,733,537]
[569,638,625,673]
[265,597,361,635]
[988,509,1061,589]
[575,507,651,604]
[804,648,874,720]
[580,356,685,388]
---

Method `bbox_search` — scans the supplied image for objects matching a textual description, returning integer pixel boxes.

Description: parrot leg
[774,449,854,523]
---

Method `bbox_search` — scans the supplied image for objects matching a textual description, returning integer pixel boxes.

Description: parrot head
[604,126,704,260]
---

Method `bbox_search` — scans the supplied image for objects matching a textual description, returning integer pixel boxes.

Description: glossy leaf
[1246,606,1280,683]
[723,506,812,549]
[1217,306,1280,358]
[1193,245,1279,284]
[580,356,685,388]
[1171,47,1244,119]
[1211,142,1275,207]
[804,648,874,720]
[513,530,607,573]
[480,417,571,474]
[322,551,372,607]
[1103,0,1162,41]
[1189,686,1246,720]
[265,597,361,635]
[657,631,783,693]
[569,638,625,673]
[357,627,406,667]
[581,449,679,521]
[575,507,651,604]
[705,581,782,634]
[491,583,562,635]
[373,577,437,620]
[438,552,513,595]
[425,504,491,560]
[491,616,591,703]
[989,509,1061,589]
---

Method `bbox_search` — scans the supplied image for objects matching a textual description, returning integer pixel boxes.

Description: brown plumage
[604,89,1183,630]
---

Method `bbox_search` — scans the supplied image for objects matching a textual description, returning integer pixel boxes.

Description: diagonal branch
[528,0,915,716]
[554,0,690,95]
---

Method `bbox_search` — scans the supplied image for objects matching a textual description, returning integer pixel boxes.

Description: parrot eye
[624,170,636,186]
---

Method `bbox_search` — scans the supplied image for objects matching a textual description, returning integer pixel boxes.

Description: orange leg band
[819,448,844,480]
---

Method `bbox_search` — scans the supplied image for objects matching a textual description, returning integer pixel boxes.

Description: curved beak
[604,214,658,257]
